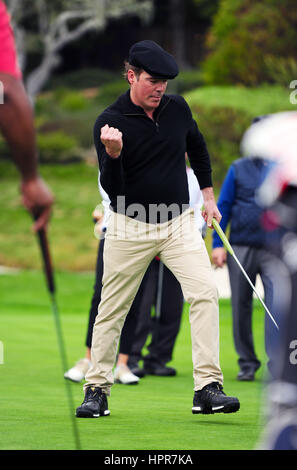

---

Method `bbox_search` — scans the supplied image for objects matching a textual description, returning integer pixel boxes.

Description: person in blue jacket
[212,156,280,381]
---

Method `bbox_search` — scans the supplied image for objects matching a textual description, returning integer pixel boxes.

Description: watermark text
[93,196,201,242]
[289,80,297,104]
[289,339,297,365]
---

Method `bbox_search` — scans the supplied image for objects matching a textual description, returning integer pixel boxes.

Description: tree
[168,0,188,69]
[201,0,297,86]
[6,0,154,101]
[153,0,219,69]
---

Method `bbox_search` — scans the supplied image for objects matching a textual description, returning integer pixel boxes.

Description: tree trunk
[169,0,189,69]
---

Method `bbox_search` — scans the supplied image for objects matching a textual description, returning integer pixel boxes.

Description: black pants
[227,245,279,375]
[85,238,184,364]
[86,238,143,352]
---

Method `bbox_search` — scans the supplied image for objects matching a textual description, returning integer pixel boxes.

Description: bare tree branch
[14,0,153,101]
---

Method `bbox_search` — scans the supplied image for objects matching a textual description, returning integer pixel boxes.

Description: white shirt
[186,167,205,233]
[97,169,205,233]
[98,180,111,231]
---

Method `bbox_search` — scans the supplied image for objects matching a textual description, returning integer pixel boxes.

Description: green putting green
[0,269,267,450]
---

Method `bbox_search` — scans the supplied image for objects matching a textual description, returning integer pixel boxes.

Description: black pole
[36,227,81,450]
[154,260,164,343]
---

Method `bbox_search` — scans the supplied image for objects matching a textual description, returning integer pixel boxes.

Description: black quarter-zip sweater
[93,89,213,223]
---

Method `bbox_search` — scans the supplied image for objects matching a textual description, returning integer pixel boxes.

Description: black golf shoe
[192,382,240,415]
[76,387,110,418]
[143,360,176,377]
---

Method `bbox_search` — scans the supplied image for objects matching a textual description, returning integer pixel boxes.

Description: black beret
[128,40,179,79]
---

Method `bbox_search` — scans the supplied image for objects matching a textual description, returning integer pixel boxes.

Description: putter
[36,227,81,450]
[211,217,279,331]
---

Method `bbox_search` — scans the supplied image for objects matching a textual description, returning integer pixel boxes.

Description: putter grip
[37,228,55,294]
[212,218,234,255]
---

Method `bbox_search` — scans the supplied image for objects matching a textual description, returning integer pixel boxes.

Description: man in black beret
[128,39,179,79]
[76,40,240,419]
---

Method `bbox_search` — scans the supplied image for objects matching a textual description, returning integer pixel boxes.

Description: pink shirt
[0,1,22,78]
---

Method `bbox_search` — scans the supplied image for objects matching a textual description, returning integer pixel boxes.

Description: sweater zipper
[124,98,171,132]
[155,98,170,131]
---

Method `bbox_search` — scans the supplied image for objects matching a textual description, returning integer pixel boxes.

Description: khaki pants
[84,208,223,394]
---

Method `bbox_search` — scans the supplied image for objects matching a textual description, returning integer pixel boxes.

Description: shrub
[191,105,251,187]
[264,56,297,87]
[96,79,129,106]
[174,69,204,94]
[36,131,81,163]
[34,93,58,118]
[0,137,9,160]
[59,91,89,111]
[46,68,118,90]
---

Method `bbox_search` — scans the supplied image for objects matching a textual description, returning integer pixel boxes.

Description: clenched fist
[100,124,123,159]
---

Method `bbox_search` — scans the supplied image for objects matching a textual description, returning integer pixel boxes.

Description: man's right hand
[212,247,227,268]
[100,124,123,159]
[21,176,54,232]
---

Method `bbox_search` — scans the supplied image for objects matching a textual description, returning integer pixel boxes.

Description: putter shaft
[232,251,279,331]
[36,227,81,450]
[212,218,279,330]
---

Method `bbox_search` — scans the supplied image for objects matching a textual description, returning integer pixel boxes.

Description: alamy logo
[289,339,297,365]
[289,80,297,105]
[93,196,197,242]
